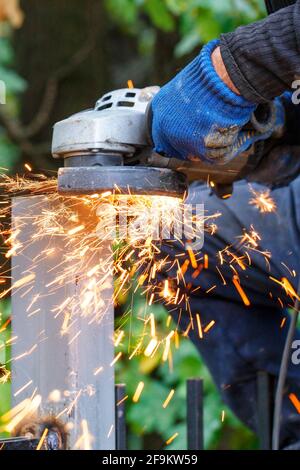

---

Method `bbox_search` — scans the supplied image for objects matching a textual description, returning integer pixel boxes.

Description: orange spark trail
[204,254,209,269]
[289,393,300,413]
[36,428,48,450]
[187,245,198,269]
[204,320,215,333]
[196,313,203,338]
[232,275,250,306]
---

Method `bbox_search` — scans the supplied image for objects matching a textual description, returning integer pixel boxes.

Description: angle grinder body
[52,87,276,198]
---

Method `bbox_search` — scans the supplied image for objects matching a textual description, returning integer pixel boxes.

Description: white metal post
[11,195,115,449]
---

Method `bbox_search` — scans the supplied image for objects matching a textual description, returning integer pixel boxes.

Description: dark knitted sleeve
[220,0,300,103]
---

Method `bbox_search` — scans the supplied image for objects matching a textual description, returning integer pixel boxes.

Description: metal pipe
[187,378,204,450]
[115,384,127,450]
[11,195,115,449]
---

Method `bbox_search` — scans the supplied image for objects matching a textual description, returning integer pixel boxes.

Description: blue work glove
[151,39,285,164]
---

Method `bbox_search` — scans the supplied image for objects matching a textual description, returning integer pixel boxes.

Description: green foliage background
[0,0,266,449]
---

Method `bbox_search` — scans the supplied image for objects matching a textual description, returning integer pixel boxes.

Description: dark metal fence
[0,371,274,450]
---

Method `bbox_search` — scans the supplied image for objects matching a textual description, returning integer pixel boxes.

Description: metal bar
[257,371,274,450]
[187,378,204,450]
[11,196,115,449]
[0,438,39,450]
[115,384,127,450]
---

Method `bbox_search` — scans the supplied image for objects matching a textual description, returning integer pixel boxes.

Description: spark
[204,254,209,269]
[68,330,81,345]
[165,432,179,446]
[13,273,36,290]
[75,419,93,450]
[67,224,85,236]
[204,320,215,333]
[81,419,92,450]
[1,398,30,423]
[87,265,99,277]
[36,428,48,450]
[61,311,71,335]
[132,381,144,403]
[13,379,33,397]
[66,389,82,417]
[289,393,300,414]
[101,191,112,198]
[0,317,11,333]
[129,341,142,360]
[279,317,287,330]
[232,275,250,306]
[183,321,192,337]
[180,259,190,276]
[24,163,32,172]
[162,331,174,362]
[270,276,300,300]
[249,188,276,213]
[117,395,128,407]
[3,394,41,433]
[0,172,282,441]
[221,410,225,422]
[162,389,175,408]
[144,337,158,357]
[196,313,203,339]
[48,389,61,402]
[163,279,172,299]
[149,313,156,337]
[107,424,114,439]
[110,351,122,366]
[174,330,180,349]
[114,330,124,347]
[187,245,198,269]
[13,343,38,361]
[148,293,154,306]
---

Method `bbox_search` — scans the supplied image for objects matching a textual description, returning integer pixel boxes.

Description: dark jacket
[220,0,300,103]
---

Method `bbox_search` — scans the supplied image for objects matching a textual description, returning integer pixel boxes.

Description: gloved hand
[151,39,285,164]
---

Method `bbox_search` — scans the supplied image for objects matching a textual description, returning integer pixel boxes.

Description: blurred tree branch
[0,0,100,165]
[0,35,96,146]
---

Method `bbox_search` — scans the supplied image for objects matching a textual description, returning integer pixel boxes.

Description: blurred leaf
[0,65,26,94]
[197,11,222,42]
[175,29,201,57]
[104,0,139,29]
[0,134,20,169]
[139,353,161,374]
[0,299,11,321]
[0,38,13,65]
[144,0,175,32]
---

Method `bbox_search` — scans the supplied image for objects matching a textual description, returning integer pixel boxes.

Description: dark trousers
[157,179,300,448]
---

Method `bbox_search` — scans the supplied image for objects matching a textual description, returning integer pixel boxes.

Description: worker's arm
[151,40,285,164]
[220,0,300,102]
